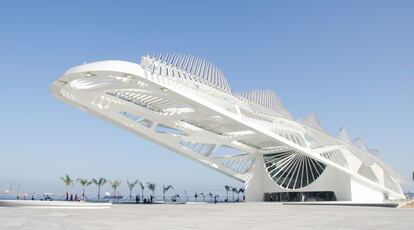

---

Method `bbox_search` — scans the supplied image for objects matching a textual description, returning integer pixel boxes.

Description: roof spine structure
[141,53,232,93]
[235,90,294,120]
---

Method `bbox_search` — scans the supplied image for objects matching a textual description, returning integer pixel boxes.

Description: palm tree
[147,182,156,201]
[77,178,92,200]
[224,185,230,202]
[60,174,73,200]
[239,188,245,202]
[232,187,237,202]
[139,181,145,201]
[162,185,174,202]
[127,180,138,201]
[235,189,240,201]
[127,180,139,201]
[92,178,107,201]
[109,180,122,197]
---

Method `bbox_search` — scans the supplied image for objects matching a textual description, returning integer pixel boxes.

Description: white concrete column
[245,155,265,201]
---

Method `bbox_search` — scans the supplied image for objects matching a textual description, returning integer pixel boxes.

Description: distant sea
[0,194,216,202]
[0,195,16,200]
[0,194,71,201]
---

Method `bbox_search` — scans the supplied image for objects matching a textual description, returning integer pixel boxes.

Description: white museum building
[51,53,405,202]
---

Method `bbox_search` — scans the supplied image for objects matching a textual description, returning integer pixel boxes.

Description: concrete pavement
[0,202,413,229]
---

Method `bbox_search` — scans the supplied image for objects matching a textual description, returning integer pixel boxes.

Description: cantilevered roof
[140,53,231,93]
[51,55,406,200]
[235,90,294,120]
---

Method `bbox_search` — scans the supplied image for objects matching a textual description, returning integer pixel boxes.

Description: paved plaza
[0,202,413,230]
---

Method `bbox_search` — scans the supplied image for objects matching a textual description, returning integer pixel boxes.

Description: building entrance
[264,191,336,202]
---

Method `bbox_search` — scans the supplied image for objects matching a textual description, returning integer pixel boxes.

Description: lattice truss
[264,151,326,190]
[51,53,403,197]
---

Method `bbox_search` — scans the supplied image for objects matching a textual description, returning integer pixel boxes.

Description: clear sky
[1,0,413,196]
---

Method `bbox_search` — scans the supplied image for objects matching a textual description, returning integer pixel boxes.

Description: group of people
[65,192,81,201]
[16,192,37,200]
[134,194,155,204]
[223,195,246,202]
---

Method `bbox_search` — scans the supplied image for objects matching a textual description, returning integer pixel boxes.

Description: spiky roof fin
[352,138,369,152]
[338,127,352,143]
[369,149,381,159]
[300,113,327,134]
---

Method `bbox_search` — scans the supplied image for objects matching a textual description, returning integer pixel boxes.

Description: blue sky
[0,0,413,196]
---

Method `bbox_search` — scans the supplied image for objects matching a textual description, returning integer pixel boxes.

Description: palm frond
[60,175,73,186]
[147,182,156,191]
[127,179,139,190]
[92,177,107,186]
[77,178,90,186]
[163,185,174,192]
[139,181,144,189]
[109,180,122,188]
